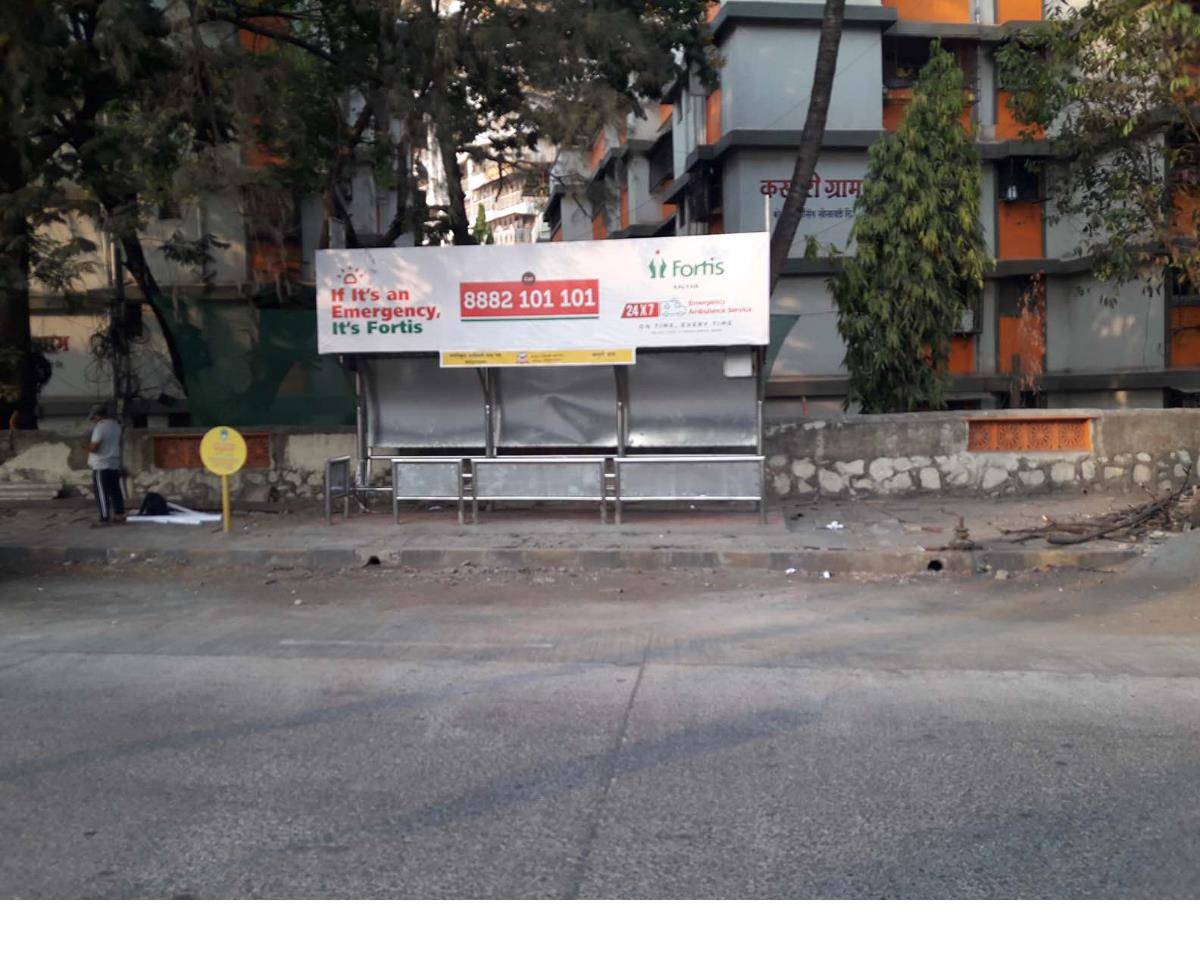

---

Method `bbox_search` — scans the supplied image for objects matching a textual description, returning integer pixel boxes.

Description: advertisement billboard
[315,233,768,364]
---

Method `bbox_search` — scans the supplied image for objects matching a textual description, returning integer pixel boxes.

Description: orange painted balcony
[551,225,564,243]
[705,89,722,145]
[589,132,607,172]
[998,201,1043,259]
[883,87,975,132]
[996,90,1044,141]
[237,16,288,54]
[996,0,1043,22]
[250,240,301,281]
[1170,306,1200,366]
[619,188,630,230]
[659,103,673,126]
[948,335,976,374]
[245,141,284,169]
[592,212,608,240]
[883,0,970,23]
[998,313,1046,376]
[1172,187,1200,238]
[661,202,677,220]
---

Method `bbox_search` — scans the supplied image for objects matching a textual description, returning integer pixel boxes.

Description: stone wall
[5,409,1200,505]
[0,427,356,507]
[764,410,1200,499]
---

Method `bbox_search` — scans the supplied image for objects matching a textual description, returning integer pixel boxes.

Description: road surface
[3,550,1199,898]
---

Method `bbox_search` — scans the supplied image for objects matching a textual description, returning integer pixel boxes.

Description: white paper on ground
[127,514,220,525]
[127,503,221,525]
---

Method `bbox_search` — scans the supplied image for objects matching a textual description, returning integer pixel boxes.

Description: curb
[1,543,1139,576]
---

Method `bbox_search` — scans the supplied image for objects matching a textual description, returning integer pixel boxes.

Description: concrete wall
[724,150,866,251]
[1045,277,1165,372]
[559,193,595,242]
[7,410,1200,506]
[721,25,883,132]
[624,157,657,228]
[771,276,845,375]
[978,281,999,373]
[0,428,356,509]
[765,409,1200,499]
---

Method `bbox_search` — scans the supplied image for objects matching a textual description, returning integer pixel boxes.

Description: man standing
[85,402,125,524]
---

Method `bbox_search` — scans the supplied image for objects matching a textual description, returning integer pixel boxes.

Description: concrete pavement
[3,537,1200,898]
[0,491,1153,574]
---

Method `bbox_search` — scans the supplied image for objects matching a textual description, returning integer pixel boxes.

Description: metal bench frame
[324,455,353,524]
[470,455,608,524]
[391,457,467,525]
[612,454,766,525]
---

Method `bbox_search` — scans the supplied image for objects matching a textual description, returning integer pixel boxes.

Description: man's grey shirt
[88,418,122,471]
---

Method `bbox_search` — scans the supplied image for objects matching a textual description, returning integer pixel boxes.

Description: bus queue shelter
[317,233,770,524]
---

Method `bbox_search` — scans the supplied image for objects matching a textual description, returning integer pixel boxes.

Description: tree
[1,0,229,423]
[831,44,988,413]
[472,203,491,244]
[201,0,715,250]
[769,0,845,294]
[996,0,1200,291]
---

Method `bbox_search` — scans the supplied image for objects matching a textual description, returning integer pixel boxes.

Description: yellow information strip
[440,349,635,368]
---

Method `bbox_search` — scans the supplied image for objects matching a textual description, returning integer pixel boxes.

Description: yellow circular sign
[199,426,248,476]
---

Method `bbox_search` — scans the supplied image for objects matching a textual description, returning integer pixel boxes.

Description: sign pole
[199,426,248,534]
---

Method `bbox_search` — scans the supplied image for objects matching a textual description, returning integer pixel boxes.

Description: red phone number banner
[459,278,600,320]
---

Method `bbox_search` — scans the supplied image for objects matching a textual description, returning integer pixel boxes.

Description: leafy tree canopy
[831,43,988,413]
[196,0,716,245]
[996,0,1200,290]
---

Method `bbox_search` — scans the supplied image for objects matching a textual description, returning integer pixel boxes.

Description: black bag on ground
[138,491,170,516]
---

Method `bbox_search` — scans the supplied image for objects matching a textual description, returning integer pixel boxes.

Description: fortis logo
[648,250,725,279]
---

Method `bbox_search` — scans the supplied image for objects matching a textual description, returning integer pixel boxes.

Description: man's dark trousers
[92,468,125,521]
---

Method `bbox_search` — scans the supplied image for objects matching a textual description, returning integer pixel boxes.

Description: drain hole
[926,559,944,573]
[365,555,381,566]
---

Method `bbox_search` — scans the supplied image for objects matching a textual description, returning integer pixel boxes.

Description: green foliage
[0,0,202,418]
[831,43,988,413]
[996,0,1200,291]
[206,0,716,246]
[472,204,490,244]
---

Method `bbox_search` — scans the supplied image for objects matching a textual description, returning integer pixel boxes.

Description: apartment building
[462,150,553,245]
[545,0,1194,414]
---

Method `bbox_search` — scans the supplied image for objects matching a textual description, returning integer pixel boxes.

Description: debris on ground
[1002,473,1196,546]
[927,516,979,552]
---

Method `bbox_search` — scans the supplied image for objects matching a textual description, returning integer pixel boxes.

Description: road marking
[279,639,556,650]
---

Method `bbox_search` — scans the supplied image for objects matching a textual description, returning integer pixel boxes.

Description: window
[998,158,1041,203]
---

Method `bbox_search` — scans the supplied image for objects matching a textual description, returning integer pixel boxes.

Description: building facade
[544,0,1195,416]
[463,151,553,246]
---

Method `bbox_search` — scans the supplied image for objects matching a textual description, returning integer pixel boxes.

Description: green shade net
[160,298,355,427]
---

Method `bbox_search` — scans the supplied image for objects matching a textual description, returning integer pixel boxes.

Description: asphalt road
[3,548,1200,898]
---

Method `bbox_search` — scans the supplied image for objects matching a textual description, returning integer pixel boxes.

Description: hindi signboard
[315,233,768,363]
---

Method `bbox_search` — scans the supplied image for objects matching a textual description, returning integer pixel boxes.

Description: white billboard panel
[315,233,768,360]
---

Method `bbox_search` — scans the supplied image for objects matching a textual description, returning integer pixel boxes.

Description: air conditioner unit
[954,309,980,335]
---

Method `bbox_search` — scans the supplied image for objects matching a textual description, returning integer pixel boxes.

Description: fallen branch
[1002,466,1195,546]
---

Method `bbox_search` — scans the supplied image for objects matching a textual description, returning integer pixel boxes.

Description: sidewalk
[0,490,1161,576]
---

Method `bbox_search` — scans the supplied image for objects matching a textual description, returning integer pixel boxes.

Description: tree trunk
[117,231,189,392]
[0,229,35,429]
[438,136,475,245]
[769,0,846,294]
